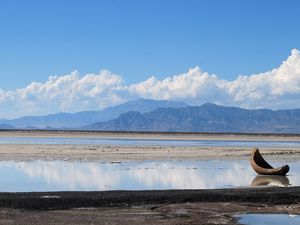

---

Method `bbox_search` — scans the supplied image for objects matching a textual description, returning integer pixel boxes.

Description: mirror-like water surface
[0,136,300,147]
[0,160,299,192]
[238,214,300,225]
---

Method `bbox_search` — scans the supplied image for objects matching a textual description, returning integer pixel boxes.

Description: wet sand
[0,187,300,225]
[1,202,299,225]
[1,144,300,162]
[0,130,299,224]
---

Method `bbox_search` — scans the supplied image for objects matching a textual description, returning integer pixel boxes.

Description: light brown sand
[0,131,299,161]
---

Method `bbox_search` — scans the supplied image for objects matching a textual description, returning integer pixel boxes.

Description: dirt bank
[0,187,299,224]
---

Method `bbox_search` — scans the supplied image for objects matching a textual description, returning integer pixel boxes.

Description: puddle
[0,136,300,147]
[250,175,290,187]
[237,214,300,225]
[0,160,299,192]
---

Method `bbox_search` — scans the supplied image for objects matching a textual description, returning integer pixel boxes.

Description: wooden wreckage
[250,147,289,176]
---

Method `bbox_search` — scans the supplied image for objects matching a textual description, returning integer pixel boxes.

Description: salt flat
[0,130,299,161]
[0,130,299,225]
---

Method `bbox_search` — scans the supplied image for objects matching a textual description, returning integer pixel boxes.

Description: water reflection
[251,175,290,187]
[0,160,299,192]
[1,136,300,148]
[237,214,300,225]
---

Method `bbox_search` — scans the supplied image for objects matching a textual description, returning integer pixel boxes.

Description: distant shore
[1,129,300,140]
[0,130,300,161]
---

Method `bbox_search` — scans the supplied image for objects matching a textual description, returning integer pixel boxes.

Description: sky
[1,0,300,119]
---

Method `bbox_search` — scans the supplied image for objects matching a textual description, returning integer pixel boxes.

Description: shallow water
[0,160,299,192]
[0,136,300,147]
[237,214,300,225]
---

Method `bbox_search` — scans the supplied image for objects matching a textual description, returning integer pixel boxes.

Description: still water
[237,214,300,225]
[0,160,299,192]
[0,136,300,147]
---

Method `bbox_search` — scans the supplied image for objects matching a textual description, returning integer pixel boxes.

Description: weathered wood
[250,148,289,175]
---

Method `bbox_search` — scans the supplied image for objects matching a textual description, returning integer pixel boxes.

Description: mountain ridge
[0,99,187,129]
[83,103,300,133]
[1,100,300,133]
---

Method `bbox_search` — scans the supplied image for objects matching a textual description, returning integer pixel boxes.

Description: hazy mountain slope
[84,103,300,133]
[0,124,15,129]
[0,99,187,129]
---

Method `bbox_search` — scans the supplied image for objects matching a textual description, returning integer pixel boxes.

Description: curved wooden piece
[250,148,289,176]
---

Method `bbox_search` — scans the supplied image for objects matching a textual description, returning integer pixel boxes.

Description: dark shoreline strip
[0,129,300,137]
[0,187,299,210]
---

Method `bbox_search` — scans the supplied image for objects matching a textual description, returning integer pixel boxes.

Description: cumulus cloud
[222,49,300,108]
[129,49,300,109]
[0,70,126,118]
[129,67,227,100]
[1,49,300,118]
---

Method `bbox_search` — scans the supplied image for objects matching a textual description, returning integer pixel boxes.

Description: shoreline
[0,187,299,225]
[1,144,300,161]
[0,130,300,161]
[0,186,299,210]
[1,130,300,141]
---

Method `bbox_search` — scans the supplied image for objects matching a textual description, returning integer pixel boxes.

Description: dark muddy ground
[1,202,299,225]
[0,187,299,224]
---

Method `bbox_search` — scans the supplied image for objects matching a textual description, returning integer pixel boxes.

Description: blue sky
[1,0,299,88]
[1,0,300,118]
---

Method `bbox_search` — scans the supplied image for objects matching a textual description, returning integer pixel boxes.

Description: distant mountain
[0,99,187,129]
[0,124,15,129]
[83,103,300,133]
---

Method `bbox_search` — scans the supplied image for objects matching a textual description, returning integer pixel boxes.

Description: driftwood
[250,148,289,176]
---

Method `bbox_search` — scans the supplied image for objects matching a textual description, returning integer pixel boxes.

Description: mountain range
[0,99,187,129]
[1,99,300,133]
[83,103,300,133]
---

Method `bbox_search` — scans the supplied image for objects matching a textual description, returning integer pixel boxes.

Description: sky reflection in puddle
[237,214,300,225]
[0,160,299,192]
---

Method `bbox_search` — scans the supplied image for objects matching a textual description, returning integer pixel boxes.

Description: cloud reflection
[0,161,120,191]
[0,160,297,192]
[132,163,209,189]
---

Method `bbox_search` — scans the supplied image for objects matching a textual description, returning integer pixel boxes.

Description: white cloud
[129,49,300,109]
[128,66,230,105]
[222,49,300,108]
[129,67,226,99]
[0,70,125,118]
[1,49,300,118]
